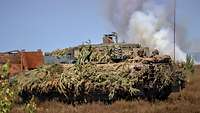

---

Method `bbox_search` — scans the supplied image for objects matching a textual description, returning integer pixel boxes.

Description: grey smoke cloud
[105,0,144,37]
[105,0,186,61]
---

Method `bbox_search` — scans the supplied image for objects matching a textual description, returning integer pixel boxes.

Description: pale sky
[0,0,199,52]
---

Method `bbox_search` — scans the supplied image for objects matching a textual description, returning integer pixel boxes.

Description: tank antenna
[174,0,176,61]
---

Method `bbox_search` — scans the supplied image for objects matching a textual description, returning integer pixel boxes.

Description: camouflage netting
[76,44,146,64]
[47,48,70,57]
[16,54,185,104]
[47,44,143,63]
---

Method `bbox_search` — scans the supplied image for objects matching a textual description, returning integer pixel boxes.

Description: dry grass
[10,66,200,113]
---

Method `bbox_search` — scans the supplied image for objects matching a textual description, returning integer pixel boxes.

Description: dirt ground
[10,65,200,113]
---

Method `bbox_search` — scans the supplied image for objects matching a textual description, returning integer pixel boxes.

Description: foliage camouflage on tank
[16,44,186,104]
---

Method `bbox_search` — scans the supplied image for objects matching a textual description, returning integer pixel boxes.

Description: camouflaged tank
[17,33,186,103]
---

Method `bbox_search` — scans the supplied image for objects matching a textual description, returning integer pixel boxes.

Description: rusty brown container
[0,51,22,76]
[0,50,44,76]
[21,51,44,70]
[0,52,21,64]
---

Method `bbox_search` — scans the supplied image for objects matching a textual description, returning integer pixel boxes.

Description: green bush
[0,63,16,113]
[0,80,15,113]
[185,54,195,74]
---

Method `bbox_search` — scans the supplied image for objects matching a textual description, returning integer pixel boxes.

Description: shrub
[0,63,16,113]
[0,62,18,113]
[185,54,195,74]
[0,80,15,113]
